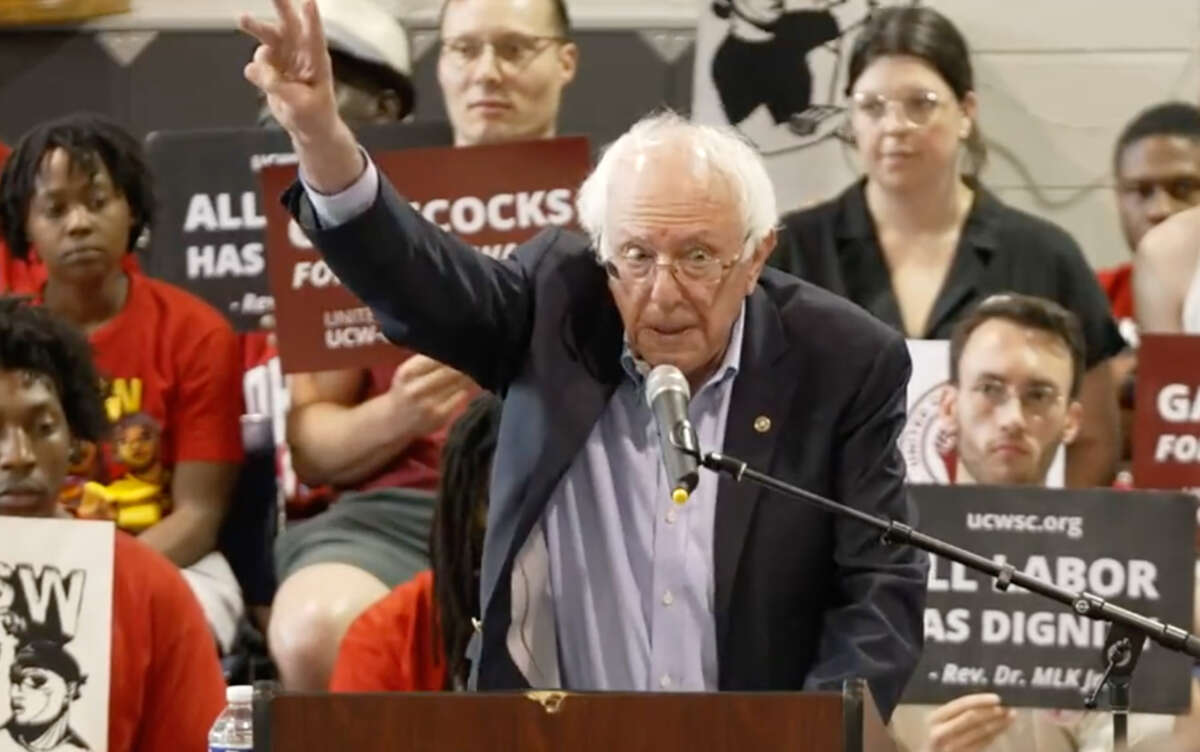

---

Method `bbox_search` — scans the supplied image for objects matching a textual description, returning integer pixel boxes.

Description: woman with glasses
[772,6,1124,489]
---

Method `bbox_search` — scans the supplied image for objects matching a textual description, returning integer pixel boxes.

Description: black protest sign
[902,484,1195,712]
[142,122,451,331]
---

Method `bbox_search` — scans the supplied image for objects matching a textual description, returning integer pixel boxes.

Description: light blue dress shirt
[544,308,745,691]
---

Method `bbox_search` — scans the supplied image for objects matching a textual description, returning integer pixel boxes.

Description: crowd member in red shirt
[0,298,225,752]
[0,114,246,653]
[1097,103,1200,467]
[0,140,48,295]
[330,393,501,692]
[1100,102,1200,343]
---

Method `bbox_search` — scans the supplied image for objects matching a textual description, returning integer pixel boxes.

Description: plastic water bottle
[208,685,254,751]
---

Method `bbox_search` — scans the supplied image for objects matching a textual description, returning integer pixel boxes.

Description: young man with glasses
[890,293,1192,752]
[267,0,578,692]
[437,0,577,147]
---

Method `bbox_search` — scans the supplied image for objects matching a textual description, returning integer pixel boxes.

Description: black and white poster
[903,484,1195,712]
[692,1,920,213]
[0,517,114,752]
[142,122,452,331]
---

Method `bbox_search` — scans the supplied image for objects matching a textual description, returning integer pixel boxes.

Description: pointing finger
[299,0,333,79]
[272,0,304,35]
[237,13,283,49]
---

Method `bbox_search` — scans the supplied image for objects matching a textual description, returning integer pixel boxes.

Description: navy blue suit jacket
[285,177,928,719]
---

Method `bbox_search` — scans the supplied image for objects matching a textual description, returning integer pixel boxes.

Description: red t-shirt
[1097,262,1138,346]
[1097,262,1134,320]
[55,273,244,531]
[329,569,447,692]
[0,142,47,296]
[111,531,227,752]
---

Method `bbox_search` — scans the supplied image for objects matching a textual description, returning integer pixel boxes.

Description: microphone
[645,365,700,504]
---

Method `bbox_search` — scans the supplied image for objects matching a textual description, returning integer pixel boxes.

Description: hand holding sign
[239,0,362,193]
[387,355,476,439]
[926,693,1016,752]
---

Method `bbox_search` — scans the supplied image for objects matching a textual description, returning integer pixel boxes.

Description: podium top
[254,679,896,752]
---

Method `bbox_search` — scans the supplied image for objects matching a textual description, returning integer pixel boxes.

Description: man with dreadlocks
[0,298,225,752]
[329,393,501,691]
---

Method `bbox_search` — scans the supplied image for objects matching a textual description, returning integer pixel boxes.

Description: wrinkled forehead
[441,0,560,36]
[1118,134,1200,179]
[33,148,113,196]
[607,140,737,214]
[958,319,1074,389]
[0,368,59,402]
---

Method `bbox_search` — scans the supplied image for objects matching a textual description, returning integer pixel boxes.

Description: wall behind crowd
[0,0,1197,268]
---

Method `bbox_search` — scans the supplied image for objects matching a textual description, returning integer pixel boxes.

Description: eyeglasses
[605,245,740,286]
[969,378,1064,418]
[440,33,564,71]
[850,89,945,127]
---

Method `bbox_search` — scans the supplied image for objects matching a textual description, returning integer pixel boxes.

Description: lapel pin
[754,415,771,433]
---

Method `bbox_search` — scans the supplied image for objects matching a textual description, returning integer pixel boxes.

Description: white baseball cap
[317,0,413,81]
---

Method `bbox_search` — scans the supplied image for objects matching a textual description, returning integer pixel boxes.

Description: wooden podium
[252,679,896,752]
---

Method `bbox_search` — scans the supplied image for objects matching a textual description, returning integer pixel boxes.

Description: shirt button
[659,674,672,689]
[666,508,678,524]
[662,590,674,606]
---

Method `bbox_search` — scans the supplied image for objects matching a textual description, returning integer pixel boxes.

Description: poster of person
[0,518,113,752]
[142,122,452,332]
[692,0,919,213]
[902,339,1064,486]
[260,136,592,374]
[902,484,1195,711]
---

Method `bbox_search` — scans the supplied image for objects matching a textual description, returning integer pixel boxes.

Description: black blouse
[771,180,1124,369]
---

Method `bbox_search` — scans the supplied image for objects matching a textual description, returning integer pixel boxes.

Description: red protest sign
[1134,335,1200,487]
[1133,334,1200,552]
[261,136,591,374]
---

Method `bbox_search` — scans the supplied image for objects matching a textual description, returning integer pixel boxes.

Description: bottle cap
[227,685,254,704]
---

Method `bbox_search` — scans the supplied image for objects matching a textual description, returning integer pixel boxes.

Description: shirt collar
[620,300,746,395]
[836,176,1002,257]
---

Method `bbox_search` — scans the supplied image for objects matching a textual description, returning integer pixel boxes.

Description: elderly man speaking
[241,0,927,718]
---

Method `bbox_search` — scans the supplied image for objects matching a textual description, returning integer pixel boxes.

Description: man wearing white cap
[256,0,415,127]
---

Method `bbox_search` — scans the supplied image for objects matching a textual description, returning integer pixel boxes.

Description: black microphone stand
[695,449,1200,750]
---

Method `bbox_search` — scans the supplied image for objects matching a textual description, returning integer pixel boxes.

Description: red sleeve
[330,571,445,692]
[173,306,244,464]
[118,538,226,752]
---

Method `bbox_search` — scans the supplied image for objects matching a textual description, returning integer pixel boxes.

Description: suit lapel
[714,287,795,647]
[499,262,625,608]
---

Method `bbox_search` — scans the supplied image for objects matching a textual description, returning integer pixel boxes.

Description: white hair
[575,110,778,262]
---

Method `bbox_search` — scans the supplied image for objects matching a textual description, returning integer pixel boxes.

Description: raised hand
[239,0,362,192]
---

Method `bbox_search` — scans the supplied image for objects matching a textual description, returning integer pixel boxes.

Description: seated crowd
[0,1,1198,751]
